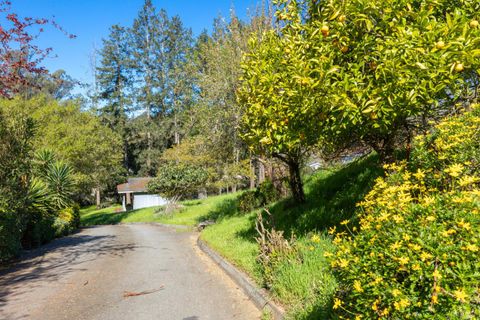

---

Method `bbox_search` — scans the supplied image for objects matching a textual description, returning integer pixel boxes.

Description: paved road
[0,224,260,320]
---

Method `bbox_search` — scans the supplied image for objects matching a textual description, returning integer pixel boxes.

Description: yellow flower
[340,219,349,225]
[425,216,436,222]
[353,280,364,292]
[333,298,342,309]
[413,169,425,181]
[420,252,433,261]
[338,258,349,268]
[432,269,442,279]
[392,215,404,223]
[373,276,383,285]
[431,295,438,304]
[323,251,333,257]
[392,289,401,297]
[390,241,401,250]
[457,219,471,230]
[445,163,464,178]
[423,196,435,206]
[409,243,421,251]
[412,264,421,271]
[453,289,468,302]
[311,234,321,243]
[398,256,409,265]
[459,175,478,187]
[309,246,315,251]
[394,298,410,310]
[464,244,478,252]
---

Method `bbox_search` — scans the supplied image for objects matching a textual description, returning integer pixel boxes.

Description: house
[117,177,167,211]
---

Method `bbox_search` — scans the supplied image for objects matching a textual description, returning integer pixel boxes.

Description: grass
[81,154,382,319]
[80,193,239,227]
[201,211,262,282]
[199,154,382,319]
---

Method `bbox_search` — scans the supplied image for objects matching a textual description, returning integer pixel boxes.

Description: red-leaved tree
[0,0,74,98]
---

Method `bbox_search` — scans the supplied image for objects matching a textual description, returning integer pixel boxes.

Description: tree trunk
[123,139,129,169]
[95,187,101,209]
[258,159,265,184]
[375,135,395,164]
[287,161,305,204]
[174,109,180,145]
[232,185,237,193]
[249,157,255,189]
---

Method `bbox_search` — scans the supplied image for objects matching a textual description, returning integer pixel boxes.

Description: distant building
[117,177,167,211]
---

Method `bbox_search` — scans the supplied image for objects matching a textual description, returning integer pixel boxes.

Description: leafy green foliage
[273,0,480,159]
[31,150,75,211]
[53,206,80,237]
[147,162,208,201]
[0,107,34,261]
[256,180,281,207]
[331,104,480,318]
[237,190,258,213]
[1,96,125,203]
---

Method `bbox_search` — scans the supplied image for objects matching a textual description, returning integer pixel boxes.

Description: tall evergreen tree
[130,1,169,175]
[164,16,195,146]
[96,25,134,170]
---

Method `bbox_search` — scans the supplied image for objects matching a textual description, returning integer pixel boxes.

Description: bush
[330,105,480,319]
[237,180,283,214]
[256,180,281,206]
[237,190,258,213]
[22,211,56,248]
[53,206,80,237]
[0,212,24,262]
[148,162,209,202]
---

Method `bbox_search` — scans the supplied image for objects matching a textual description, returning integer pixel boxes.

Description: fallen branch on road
[123,285,164,298]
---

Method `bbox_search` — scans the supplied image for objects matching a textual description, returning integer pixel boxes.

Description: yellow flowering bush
[330,105,480,319]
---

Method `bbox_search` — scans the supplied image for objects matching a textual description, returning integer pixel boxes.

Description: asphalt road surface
[0,224,260,320]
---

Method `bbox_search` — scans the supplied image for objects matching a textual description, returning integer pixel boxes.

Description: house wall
[133,194,168,210]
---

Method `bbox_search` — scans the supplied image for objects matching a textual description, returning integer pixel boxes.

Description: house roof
[117,177,153,194]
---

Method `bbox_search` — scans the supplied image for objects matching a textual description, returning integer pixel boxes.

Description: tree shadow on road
[0,229,144,314]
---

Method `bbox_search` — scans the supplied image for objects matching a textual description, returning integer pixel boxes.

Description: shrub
[0,109,34,261]
[256,180,281,206]
[71,204,81,229]
[237,190,258,214]
[0,212,24,262]
[22,211,56,248]
[53,206,80,237]
[148,162,209,202]
[237,180,283,214]
[329,105,480,319]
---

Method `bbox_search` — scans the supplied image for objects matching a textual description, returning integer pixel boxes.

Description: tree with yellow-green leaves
[238,4,335,203]
[239,0,480,203]
[301,0,480,160]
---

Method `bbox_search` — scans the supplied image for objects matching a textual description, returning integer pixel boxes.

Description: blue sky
[9,0,260,89]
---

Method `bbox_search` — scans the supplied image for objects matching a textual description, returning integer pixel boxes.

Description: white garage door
[133,194,168,210]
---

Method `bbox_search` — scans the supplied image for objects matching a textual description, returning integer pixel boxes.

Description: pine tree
[96,24,134,170]
[130,0,169,176]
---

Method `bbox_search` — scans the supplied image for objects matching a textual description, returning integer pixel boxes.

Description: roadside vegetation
[81,193,238,227]
[1,0,480,319]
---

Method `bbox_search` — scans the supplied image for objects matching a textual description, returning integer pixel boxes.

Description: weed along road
[0,224,260,320]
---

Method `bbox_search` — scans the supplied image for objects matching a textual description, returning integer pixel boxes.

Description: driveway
[0,224,260,320]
